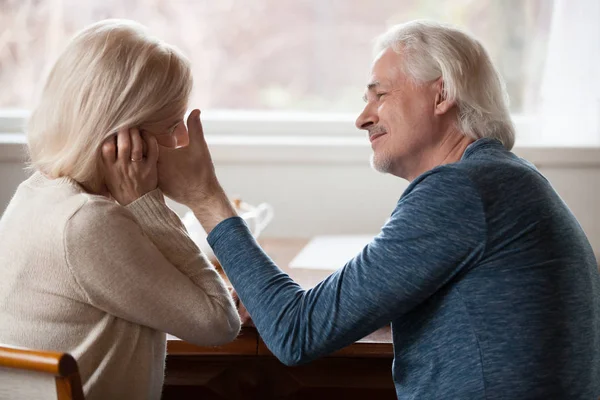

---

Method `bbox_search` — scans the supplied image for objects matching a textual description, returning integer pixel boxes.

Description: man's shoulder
[408,154,543,199]
[405,163,480,197]
[396,164,485,220]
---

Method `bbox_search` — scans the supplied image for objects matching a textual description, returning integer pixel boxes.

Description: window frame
[1,109,599,167]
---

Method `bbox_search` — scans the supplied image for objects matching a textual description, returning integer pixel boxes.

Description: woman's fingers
[116,128,131,162]
[101,135,117,164]
[143,130,159,164]
[130,128,144,162]
[102,127,158,205]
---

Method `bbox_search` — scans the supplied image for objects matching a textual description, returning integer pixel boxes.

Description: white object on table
[289,235,375,270]
[182,201,274,263]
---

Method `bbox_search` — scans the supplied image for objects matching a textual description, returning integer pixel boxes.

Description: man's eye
[376,92,386,99]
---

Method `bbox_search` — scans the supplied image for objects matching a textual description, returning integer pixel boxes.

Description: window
[0,0,598,146]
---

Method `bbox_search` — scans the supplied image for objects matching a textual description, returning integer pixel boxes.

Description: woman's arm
[72,125,240,344]
[64,195,240,345]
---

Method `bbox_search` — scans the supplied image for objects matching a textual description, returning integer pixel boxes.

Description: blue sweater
[208,138,600,399]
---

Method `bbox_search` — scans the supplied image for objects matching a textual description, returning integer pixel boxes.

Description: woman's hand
[229,288,254,327]
[101,127,159,205]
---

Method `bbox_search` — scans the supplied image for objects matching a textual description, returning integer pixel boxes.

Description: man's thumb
[186,109,203,144]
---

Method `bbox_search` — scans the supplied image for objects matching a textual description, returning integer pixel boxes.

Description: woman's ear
[434,77,455,115]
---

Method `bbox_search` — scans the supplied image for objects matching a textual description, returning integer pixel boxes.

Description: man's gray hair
[375,20,515,150]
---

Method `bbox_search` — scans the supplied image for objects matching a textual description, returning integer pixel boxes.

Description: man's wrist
[190,189,237,235]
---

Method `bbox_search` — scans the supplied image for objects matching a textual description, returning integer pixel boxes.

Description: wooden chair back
[0,344,84,400]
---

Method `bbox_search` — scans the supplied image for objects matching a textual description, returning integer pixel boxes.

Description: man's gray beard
[370,152,392,174]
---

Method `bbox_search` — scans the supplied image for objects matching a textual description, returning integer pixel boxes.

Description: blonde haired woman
[0,20,240,400]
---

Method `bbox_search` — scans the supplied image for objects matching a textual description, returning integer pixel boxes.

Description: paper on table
[289,235,375,270]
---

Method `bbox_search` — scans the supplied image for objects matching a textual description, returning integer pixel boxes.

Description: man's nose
[355,104,378,130]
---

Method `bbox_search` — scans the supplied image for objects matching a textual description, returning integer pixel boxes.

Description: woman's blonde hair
[27,19,193,192]
[375,20,515,150]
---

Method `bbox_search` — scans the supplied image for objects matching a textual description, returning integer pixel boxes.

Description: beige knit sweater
[0,172,241,399]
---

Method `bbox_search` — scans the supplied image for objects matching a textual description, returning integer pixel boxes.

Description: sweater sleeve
[207,168,486,366]
[124,189,216,280]
[64,192,240,346]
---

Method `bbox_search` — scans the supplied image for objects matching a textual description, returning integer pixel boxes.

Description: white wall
[540,166,600,252]
[209,163,600,260]
[212,163,402,237]
[1,141,599,258]
[0,162,28,212]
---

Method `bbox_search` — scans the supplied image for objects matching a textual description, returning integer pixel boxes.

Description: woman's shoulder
[62,193,143,258]
[18,173,127,219]
[67,192,136,232]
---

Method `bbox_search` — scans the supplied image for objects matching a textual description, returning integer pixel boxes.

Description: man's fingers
[130,128,144,162]
[116,128,131,162]
[186,109,204,144]
[156,142,176,164]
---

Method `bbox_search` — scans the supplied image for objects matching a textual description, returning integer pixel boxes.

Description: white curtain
[539,0,600,146]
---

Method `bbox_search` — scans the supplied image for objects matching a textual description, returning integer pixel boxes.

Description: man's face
[355,48,441,179]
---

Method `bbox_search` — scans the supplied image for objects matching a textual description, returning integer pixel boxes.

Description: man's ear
[433,77,455,115]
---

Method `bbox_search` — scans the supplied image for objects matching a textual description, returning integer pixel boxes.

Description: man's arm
[207,169,486,365]
[190,187,237,235]
[157,111,486,365]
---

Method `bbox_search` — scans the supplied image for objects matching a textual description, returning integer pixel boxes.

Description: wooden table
[163,238,396,400]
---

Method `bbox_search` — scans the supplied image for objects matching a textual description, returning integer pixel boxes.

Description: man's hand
[158,109,236,234]
[157,109,216,205]
[101,128,158,205]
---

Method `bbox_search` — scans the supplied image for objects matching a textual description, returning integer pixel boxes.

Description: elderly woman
[0,20,240,400]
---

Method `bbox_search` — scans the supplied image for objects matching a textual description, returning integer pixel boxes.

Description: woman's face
[142,116,188,148]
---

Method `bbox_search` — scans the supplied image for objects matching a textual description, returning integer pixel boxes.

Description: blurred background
[0,0,598,255]
[0,0,551,112]
[2,0,598,146]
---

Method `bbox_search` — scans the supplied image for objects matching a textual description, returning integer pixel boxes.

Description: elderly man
[159,21,600,399]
